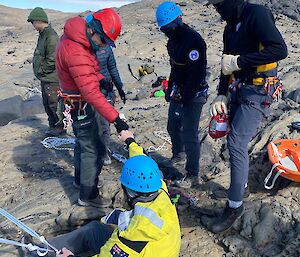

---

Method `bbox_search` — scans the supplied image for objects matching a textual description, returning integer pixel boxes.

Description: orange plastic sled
[264,139,300,189]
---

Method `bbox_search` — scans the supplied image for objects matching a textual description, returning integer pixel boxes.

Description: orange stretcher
[264,139,300,189]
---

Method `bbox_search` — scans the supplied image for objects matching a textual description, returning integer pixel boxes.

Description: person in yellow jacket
[20,130,181,257]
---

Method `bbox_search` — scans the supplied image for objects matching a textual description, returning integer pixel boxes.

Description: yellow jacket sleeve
[128,142,145,158]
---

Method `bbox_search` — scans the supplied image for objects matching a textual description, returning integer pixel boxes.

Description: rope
[0,208,59,256]
[0,238,53,256]
[147,131,171,152]
[62,104,73,129]
[264,163,285,190]
[41,137,76,151]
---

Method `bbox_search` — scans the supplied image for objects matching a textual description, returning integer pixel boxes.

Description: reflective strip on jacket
[94,142,181,257]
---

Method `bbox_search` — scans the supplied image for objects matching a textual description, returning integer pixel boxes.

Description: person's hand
[209,95,228,116]
[117,88,126,104]
[99,79,113,92]
[119,130,134,142]
[114,116,129,133]
[221,54,240,75]
[57,248,74,257]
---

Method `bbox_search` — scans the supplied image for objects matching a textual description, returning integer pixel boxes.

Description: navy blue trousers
[167,96,206,176]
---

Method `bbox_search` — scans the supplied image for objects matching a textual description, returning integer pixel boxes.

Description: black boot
[212,186,250,200]
[201,202,244,234]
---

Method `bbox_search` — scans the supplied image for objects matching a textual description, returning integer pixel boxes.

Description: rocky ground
[0,1,299,256]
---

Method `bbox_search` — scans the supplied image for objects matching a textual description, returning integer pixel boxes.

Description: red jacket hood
[64,16,90,48]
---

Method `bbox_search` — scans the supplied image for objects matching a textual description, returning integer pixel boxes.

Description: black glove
[164,76,173,102]
[165,91,171,102]
[99,79,113,92]
[117,88,126,104]
[114,116,129,133]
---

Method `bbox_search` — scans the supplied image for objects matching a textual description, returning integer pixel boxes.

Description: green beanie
[27,7,48,23]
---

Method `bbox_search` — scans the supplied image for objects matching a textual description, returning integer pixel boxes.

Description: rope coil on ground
[41,137,76,151]
[148,131,171,152]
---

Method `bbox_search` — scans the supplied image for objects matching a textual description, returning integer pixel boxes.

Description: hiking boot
[212,187,250,200]
[103,155,112,166]
[201,202,244,234]
[78,195,112,208]
[175,174,199,189]
[170,153,186,165]
[45,126,66,137]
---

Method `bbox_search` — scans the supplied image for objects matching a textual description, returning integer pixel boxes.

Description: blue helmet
[120,155,162,193]
[156,1,183,27]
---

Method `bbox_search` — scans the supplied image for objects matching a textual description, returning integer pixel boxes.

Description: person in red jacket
[56,9,129,208]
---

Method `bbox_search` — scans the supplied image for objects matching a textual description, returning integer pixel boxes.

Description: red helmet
[93,8,122,43]
[208,113,230,139]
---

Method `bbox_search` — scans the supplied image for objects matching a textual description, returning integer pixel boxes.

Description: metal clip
[77,102,87,120]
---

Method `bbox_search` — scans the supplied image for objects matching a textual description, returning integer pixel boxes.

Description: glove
[221,54,240,75]
[210,95,228,116]
[99,79,113,92]
[117,88,127,104]
[114,116,129,133]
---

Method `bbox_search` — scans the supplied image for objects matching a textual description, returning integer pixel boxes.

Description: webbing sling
[0,208,59,256]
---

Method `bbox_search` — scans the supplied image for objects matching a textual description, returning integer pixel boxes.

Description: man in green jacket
[28,7,64,136]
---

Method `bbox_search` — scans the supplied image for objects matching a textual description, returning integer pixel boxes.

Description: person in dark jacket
[27,7,65,136]
[201,0,288,233]
[156,1,208,188]
[95,44,126,165]
[56,9,129,208]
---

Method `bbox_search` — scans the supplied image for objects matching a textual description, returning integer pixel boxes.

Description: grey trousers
[227,85,272,201]
[72,102,105,200]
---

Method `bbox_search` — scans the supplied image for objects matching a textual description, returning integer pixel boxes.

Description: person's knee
[182,129,198,143]
[85,221,102,233]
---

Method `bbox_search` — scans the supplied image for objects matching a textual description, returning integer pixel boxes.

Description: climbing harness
[0,208,59,256]
[170,84,182,102]
[264,139,300,189]
[263,76,284,101]
[41,137,76,151]
[148,131,171,152]
[58,89,87,129]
